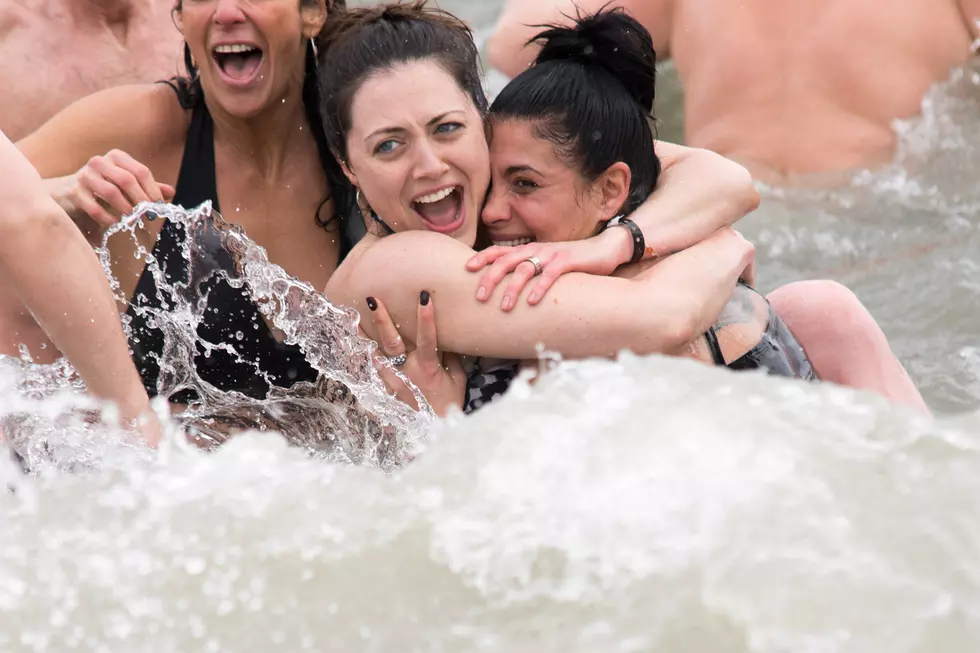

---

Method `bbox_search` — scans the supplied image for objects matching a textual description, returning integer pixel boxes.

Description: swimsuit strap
[704,326,726,366]
[371,212,396,236]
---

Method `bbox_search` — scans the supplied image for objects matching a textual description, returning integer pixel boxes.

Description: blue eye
[436,122,463,134]
[375,139,399,154]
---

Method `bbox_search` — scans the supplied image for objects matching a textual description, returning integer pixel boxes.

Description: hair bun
[530,7,657,112]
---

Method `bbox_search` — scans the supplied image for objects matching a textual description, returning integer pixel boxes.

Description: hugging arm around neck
[329,227,751,361]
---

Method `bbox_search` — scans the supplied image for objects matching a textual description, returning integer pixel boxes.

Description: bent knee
[768,280,873,338]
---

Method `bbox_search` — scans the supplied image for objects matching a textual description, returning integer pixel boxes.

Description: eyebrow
[364,110,467,143]
[503,164,543,177]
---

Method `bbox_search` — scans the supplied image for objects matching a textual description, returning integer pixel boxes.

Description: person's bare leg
[767,280,929,414]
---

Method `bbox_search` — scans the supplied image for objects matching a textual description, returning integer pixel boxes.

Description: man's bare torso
[489,0,979,179]
[672,0,977,179]
[0,0,181,141]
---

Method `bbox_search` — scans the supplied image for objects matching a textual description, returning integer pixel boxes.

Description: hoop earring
[355,188,372,217]
[354,188,378,221]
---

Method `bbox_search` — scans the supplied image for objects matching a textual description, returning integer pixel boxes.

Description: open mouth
[491,236,534,247]
[411,186,466,234]
[212,43,264,85]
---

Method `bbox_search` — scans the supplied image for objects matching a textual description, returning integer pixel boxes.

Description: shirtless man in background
[0,0,180,361]
[488,0,980,183]
[0,0,181,141]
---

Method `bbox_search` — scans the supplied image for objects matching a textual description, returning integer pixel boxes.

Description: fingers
[465,245,509,272]
[88,156,146,212]
[414,290,438,364]
[366,296,406,357]
[80,166,132,217]
[474,244,540,303]
[105,149,167,204]
[75,150,172,226]
[371,354,419,410]
[499,260,541,312]
[70,187,118,229]
[525,252,569,305]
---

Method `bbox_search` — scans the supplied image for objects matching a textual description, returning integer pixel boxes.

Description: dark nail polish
[366,297,378,311]
[419,291,430,306]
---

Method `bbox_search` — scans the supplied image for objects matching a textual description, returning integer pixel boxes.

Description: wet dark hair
[490,6,661,217]
[169,0,349,234]
[316,1,487,222]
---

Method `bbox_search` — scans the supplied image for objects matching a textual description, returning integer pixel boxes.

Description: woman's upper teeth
[415,187,455,204]
[492,237,533,247]
[214,44,257,54]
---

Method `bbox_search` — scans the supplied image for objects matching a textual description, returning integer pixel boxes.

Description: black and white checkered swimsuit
[462,358,521,414]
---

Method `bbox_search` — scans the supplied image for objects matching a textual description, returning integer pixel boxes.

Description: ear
[301,0,328,40]
[171,6,183,33]
[338,157,358,187]
[595,162,632,220]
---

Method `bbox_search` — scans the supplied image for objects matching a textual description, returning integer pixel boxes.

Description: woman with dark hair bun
[481,7,926,408]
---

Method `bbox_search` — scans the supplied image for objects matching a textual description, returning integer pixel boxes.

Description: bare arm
[17,83,184,178]
[331,227,751,361]
[597,141,761,265]
[17,83,183,237]
[487,0,675,78]
[0,131,152,430]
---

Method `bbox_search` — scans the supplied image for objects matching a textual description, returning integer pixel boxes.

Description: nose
[412,139,450,180]
[481,183,510,226]
[213,0,246,25]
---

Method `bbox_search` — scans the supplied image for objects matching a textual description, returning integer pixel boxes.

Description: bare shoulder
[17,83,190,177]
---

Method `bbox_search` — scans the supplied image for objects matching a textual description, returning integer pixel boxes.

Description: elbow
[721,157,760,219]
[666,307,701,353]
[733,165,761,216]
[630,305,700,356]
[659,295,706,354]
[693,148,760,224]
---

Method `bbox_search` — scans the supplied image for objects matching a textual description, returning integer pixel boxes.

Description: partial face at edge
[176,0,325,118]
[482,118,623,246]
[342,59,489,247]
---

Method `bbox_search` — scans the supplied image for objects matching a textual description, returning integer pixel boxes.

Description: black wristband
[608,216,646,264]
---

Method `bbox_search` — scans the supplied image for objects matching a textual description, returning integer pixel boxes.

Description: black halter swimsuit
[126,83,344,402]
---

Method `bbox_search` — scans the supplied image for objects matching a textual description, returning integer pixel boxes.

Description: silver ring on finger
[388,353,407,368]
[523,256,544,277]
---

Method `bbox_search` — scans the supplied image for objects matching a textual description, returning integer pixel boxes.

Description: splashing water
[3,201,433,472]
[3,354,980,652]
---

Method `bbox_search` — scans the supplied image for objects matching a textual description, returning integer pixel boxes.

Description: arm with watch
[466,141,761,310]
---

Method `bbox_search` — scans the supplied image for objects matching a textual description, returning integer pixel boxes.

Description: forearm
[347,233,746,362]
[632,229,750,348]
[0,196,149,421]
[628,144,760,259]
